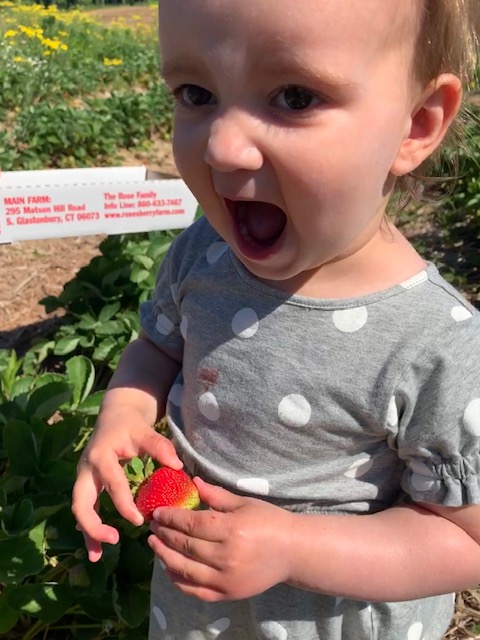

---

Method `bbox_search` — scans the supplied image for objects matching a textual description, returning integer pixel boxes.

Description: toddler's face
[159,0,420,293]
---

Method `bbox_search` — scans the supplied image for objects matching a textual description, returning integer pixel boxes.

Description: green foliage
[0,3,173,170]
[399,104,480,306]
[0,228,177,638]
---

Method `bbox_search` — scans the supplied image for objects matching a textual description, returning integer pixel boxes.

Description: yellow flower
[19,25,37,38]
[42,37,60,50]
[13,55,27,63]
[60,43,68,51]
[4,29,17,38]
[43,50,51,56]
[103,57,123,66]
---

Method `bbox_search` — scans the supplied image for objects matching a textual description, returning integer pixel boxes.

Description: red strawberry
[135,467,200,521]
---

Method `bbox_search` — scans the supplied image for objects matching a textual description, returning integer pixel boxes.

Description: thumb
[194,477,244,512]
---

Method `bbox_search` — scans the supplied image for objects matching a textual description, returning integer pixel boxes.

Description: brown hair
[395,0,480,204]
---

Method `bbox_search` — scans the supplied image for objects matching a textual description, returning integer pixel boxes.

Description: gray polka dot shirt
[141,216,480,640]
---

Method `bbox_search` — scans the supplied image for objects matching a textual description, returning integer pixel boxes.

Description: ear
[390,73,462,177]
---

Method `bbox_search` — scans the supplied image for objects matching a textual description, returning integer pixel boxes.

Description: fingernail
[132,513,144,527]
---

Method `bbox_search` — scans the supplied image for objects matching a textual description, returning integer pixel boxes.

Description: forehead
[158,0,418,63]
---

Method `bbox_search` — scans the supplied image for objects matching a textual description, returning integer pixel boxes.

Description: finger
[194,477,245,512]
[140,431,184,470]
[148,534,220,590]
[150,523,223,569]
[83,534,106,563]
[72,473,120,546]
[92,452,144,526]
[167,573,224,602]
[152,507,224,542]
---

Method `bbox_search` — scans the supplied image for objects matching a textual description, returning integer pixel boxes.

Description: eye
[174,84,216,107]
[275,86,319,111]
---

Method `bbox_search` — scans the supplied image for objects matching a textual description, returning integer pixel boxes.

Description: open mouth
[225,199,287,258]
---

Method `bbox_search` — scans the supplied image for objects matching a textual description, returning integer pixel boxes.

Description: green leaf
[118,537,153,583]
[77,593,116,622]
[53,336,81,356]
[45,507,84,551]
[10,376,34,399]
[0,591,19,634]
[130,268,151,284]
[92,337,121,363]
[66,356,95,407]
[112,574,149,628]
[0,521,46,583]
[6,583,73,623]
[3,420,40,476]
[2,498,34,535]
[36,460,76,494]
[77,390,104,416]
[98,301,121,322]
[40,416,82,462]
[26,381,72,420]
[133,255,154,270]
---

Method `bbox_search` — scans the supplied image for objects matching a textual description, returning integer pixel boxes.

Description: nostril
[204,120,263,172]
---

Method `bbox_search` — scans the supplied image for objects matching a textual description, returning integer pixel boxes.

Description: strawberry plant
[0,227,180,638]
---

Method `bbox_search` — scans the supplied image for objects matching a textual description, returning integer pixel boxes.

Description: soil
[1,6,479,638]
[0,138,178,351]
[0,5,175,350]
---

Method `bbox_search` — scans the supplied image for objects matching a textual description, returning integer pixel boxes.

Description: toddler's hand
[148,477,294,601]
[72,407,182,563]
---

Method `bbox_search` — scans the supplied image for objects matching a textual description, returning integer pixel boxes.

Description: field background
[0,3,177,349]
[0,3,479,639]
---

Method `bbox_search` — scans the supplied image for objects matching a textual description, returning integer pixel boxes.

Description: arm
[72,332,182,562]
[285,501,480,601]
[148,479,480,602]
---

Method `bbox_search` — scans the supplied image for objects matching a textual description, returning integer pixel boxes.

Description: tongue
[242,202,286,243]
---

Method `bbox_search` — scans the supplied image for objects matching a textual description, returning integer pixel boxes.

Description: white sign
[0,166,198,244]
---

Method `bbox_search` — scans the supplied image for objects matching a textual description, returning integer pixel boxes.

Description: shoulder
[171,215,224,264]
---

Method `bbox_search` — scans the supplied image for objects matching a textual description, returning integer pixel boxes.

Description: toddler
[73,1,480,638]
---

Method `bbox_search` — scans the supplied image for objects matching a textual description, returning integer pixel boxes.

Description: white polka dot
[409,462,436,492]
[206,242,228,264]
[332,307,368,333]
[168,384,183,407]
[407,621,423,640]
[258,620,288,640]
[152,606,167,630]
[410,473,435,492]
[344,456,373,479]
[198,392,220,421]
[231,308,259,338]
[155,314,174,336]
[399,271,428,289]
[206,617,231,637]
[236,477,270,496]
[387,396,398,428]
[170,283,178,305]
[451,305,473,322]
[180,315,188,340]
[278,394,311,428]
[463,398,480,436]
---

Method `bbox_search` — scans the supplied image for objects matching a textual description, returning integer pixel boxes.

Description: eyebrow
[161,55,358,93]
[261,55,358,90]
[160,59,208,83]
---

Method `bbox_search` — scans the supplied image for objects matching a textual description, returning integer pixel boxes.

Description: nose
[204,110,264,173]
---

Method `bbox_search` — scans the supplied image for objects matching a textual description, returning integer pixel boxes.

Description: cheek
[172,119,208,176]
[172,126,194,176]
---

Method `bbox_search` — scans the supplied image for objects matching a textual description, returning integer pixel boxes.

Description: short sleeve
[388,313,480,506]
[140,238,184,363]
